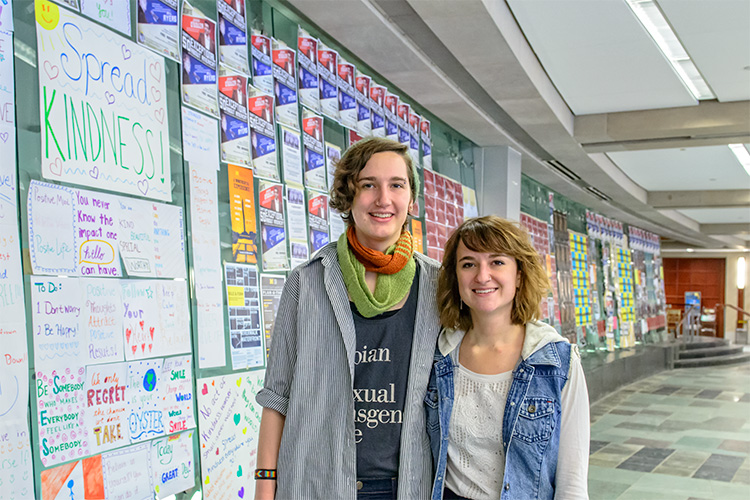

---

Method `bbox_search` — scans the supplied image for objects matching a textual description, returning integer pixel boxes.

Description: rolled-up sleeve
[255,268,301,416]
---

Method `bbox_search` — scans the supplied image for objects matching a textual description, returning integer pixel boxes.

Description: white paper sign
[82,278,124,364]
[80,0,131,35]
[182,106,219,167]
[127,358,165,442]
[0,3,13,32]
[31,276,86,368]
[161,355,195,435]
[151,431,195,498]
[102,442,155,500]
[83,361,130,454]
[36,4,171,200]
[122,280,160,360]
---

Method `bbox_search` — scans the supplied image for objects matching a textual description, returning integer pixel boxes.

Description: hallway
[588,363,750,499]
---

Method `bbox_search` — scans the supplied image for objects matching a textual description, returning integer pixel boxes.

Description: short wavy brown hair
[438,216,549,330]
[329,137,418,227]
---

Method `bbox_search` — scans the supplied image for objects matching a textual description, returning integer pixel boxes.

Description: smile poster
[36,1,171,200]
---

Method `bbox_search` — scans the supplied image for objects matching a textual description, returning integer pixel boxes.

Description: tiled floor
[588,362,750,499]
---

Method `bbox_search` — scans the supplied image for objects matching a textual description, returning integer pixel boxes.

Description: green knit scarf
[337,231,416,318]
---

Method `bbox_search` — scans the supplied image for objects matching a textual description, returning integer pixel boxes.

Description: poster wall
[36,3,172,201]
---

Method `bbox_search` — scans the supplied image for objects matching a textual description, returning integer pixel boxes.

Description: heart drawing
[49,157,63,176]
[89,166,99,179]
[201,383,208,395]
[149,61,162,82]
[0,132,8,143]
[105,91,115,105]
[121,45,131,60]
[137,179,149,195]
[43,61,59,80]
[153,108,165,124]
[150,87,162,102]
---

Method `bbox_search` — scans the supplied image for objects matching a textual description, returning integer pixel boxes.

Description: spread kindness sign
[35,0,171,201]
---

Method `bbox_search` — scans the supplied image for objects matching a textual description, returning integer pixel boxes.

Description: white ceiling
[677,207,750,224]
[657,0,750,102]
[506,0,697,114]
[607,145,750,191]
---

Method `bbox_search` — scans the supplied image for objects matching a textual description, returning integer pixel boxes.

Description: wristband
[255,469,277,480]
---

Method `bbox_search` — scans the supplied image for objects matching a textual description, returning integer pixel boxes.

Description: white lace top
[444,358,513,500]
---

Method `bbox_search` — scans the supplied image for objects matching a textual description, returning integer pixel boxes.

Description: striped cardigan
[256,242,441,499]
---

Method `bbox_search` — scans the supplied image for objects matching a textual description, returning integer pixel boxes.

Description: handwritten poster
[152,201,188,278]
[286,186,309,268]
[36,3,171,200]
[280,125,303,187]
[197,370,264,500]
[190,163,226,368]
[298,27,319,113]
[127,358,164,442]
[308,190,329,254]
[248,84,278,180]
[36,365,89,467]
[369,82,386,138]
[182,107,219,166]
[250,30,272,94]
[137,0,179,62]
[31,276,85,368]
[225,263,264,370]
[337,55,357,130]
[122,280,160,360]
[302,109,326,191]
[317,41,338,121]
[272,38,298,130]
[40,455,104,500]
[102,442,154,500]
[260,274,285,359]
[182,0,219,117]
[0,326,33,500]
[259,180,288,271]
[80,0,131,35]
[157,280,192,356]
[83,362,129,454]
[228,163,257,264]
[161,355,195,435]
[82,278,124,364]
[151,431,195,498]
[217,0,248,75]
[219,69,250,166]
[117,195,156,276]
[421,117,432,170]
[0,2,12,31]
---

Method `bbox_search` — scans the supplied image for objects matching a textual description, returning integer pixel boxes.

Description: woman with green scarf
[255,137,441,500]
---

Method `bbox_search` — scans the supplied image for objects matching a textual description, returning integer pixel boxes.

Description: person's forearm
[255,408,286,500]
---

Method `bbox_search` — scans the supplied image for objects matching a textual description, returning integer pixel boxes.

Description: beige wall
[662,251,750,340]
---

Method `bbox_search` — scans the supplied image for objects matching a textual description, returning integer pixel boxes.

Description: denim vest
[425,337,572,500]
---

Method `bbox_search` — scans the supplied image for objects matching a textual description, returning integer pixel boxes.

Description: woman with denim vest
[255,137,440,500]
[426,216,589,500]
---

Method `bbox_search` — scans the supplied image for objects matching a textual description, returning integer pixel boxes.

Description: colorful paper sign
[250,30,273,94]
[272,38,299,130]
[181,0,219,117]
[83,362,129,454]
[122,280,160,360]
[197,370,264,500]
[308,190,329,254]
[421,117,432,171]
[40,455,104,500]
[369,82,386,138]
[36,365,89,467]
[151,430,195,498]
[219,69,250,166]
[137,0,180,61]
[126,358,164,442]
[161,355,195,435]
[355,70,372,137]
[225,263,264,370]
[317,41,338,121]
[408,109,421,168]
[227,163,258,264]
[248,84,278,180]
[259,180,289,271]
[217,0,249,75]
[36,4,171,200]
[337,55,357,130]
[384,91,399,141]
[298,27,319,113]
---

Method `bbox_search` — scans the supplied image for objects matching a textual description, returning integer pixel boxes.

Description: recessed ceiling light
[686,248,694,252]
[625,0,715,100]
[728,144,750,176]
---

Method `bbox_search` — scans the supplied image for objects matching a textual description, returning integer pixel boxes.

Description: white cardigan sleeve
[554,345,590,499]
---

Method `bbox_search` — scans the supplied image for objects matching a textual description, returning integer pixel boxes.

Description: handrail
[715,303,750,319]
[673,305,700,340]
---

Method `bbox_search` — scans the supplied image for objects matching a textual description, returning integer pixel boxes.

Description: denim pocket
[424,387,440,432]
[511,397,556,443]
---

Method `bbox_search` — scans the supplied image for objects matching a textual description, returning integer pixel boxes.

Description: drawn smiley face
[35,0,60,31]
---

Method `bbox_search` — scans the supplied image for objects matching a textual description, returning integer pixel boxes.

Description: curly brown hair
[437,216,550,330]
[329,137,418,227]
